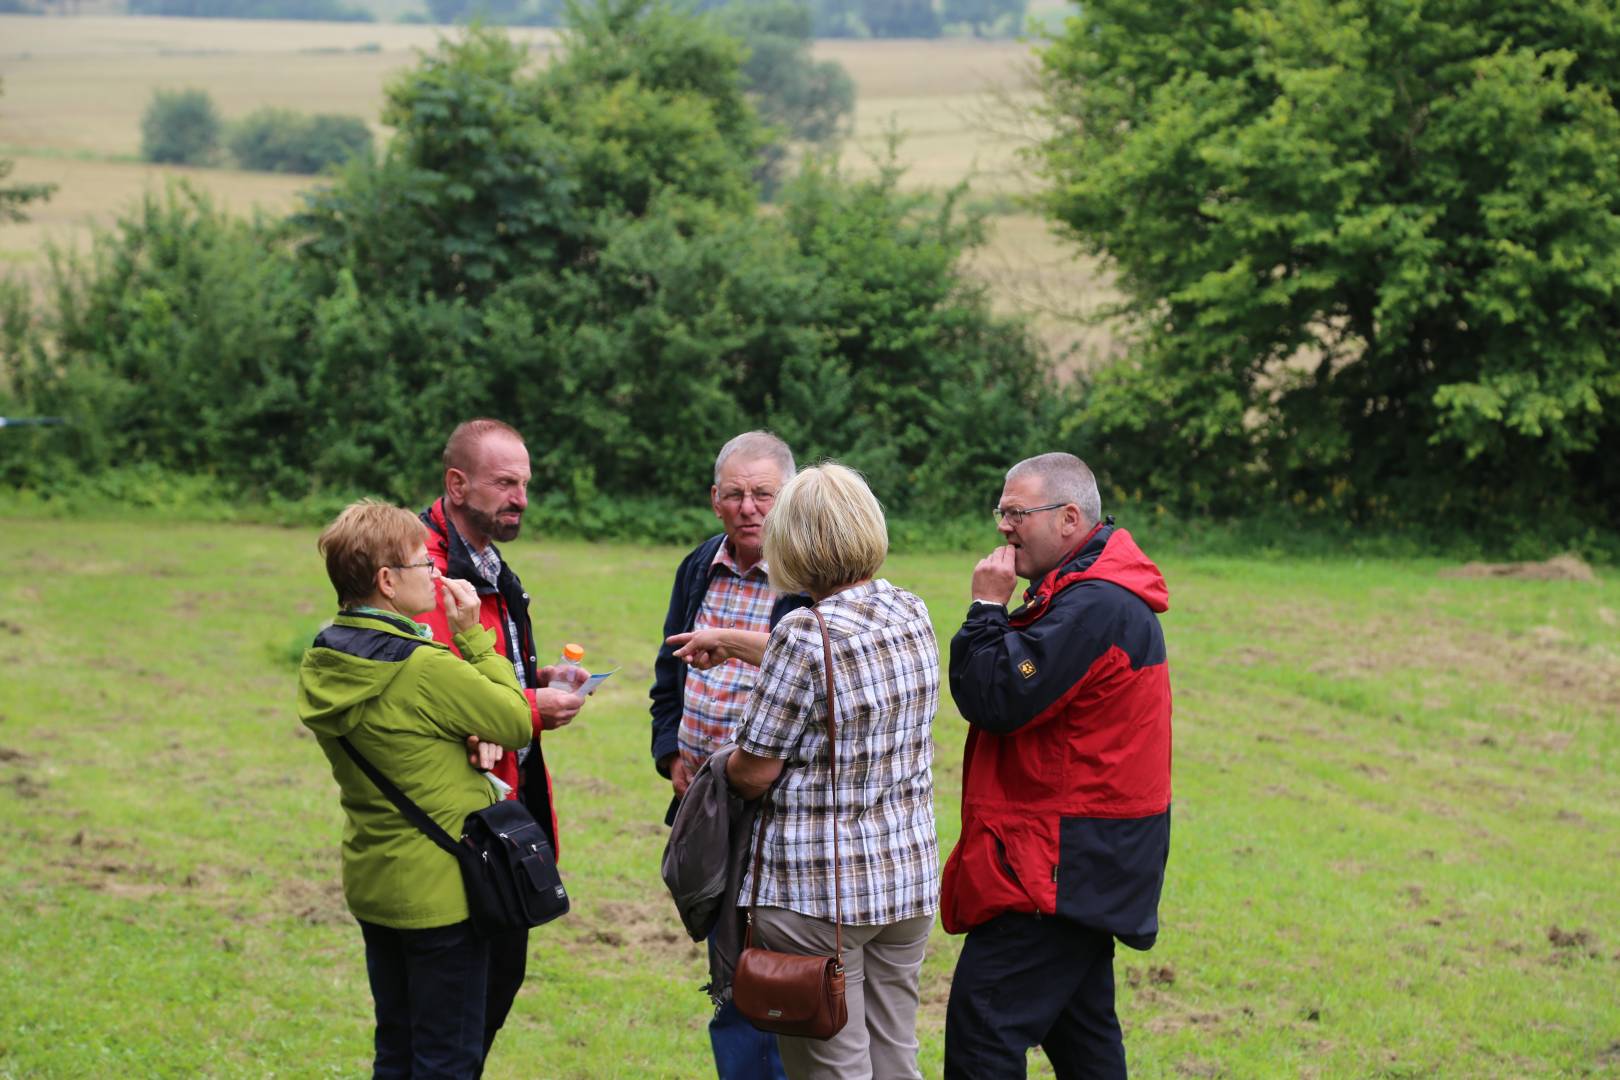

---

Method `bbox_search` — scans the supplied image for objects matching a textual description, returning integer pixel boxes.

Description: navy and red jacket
[941,521,1172,949]
[417,497,559,858]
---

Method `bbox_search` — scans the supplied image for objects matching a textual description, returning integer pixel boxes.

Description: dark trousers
[478,927,528,1073]
[944,913,1126,1080]
[359,918,490,1080]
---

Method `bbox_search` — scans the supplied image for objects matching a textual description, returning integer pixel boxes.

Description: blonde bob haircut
[763,461,888,598]
[317,499,429,608]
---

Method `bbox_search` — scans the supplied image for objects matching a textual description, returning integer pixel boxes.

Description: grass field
[1,515,1616,1077]
[0,14,1106,355]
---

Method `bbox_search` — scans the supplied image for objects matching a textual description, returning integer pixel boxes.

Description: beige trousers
[750,907,935,1080]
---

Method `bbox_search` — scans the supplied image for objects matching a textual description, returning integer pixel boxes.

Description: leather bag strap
[744,605,843,963]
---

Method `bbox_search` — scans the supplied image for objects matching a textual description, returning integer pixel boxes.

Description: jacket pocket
[941,817,1037,934]
[993,834,1020,886]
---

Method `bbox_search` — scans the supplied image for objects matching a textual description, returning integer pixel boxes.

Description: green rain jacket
[296,610,533,929]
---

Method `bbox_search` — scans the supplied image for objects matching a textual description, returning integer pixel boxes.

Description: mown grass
[0,516,1616,1077]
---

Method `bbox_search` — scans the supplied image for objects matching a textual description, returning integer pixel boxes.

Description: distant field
[1,517,1616,1076]
[0,14,1112,356]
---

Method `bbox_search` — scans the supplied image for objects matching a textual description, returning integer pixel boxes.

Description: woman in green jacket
[297,499,532,1078]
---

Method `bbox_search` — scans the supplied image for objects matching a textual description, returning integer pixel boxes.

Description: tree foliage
[712,0,855,195]
[1035,0,1620,532]
[228,109,374,174]
[940,0,1025,38]
[140,89,224,166]
[4,4,1057,530]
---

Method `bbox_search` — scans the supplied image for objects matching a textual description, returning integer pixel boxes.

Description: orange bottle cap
[561,643,585,662]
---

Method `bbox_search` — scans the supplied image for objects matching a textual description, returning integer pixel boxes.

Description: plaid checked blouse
[737,580,940,926]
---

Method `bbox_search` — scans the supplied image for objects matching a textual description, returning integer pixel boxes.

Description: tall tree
[1035,0,1620,529]
[713,0,855,195]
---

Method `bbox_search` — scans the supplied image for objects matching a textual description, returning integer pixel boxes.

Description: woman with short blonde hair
[762,462,888,600]
[727,462,941,1080]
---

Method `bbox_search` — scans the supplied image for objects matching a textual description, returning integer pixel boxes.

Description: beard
[463,502,523,543]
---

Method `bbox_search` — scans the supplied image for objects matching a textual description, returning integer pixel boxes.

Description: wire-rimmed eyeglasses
[991,503,1067,526]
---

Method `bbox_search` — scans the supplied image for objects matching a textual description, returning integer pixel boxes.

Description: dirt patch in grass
[6,773,49,798]
[1438,554,1596,582]
[1125,964,1177,988]
[280,876,350,926]
[1281,608,1620,718]
[569,894,702,965]
[55,834,171,899]
[1547,925,1593,949]
[1143,1006,1234,1036]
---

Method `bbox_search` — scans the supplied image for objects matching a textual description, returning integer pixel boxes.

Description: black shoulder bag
[338,736,570,936]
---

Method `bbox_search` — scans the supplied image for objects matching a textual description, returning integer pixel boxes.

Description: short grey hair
[1006,452,1102,527]
[714,430,796,486]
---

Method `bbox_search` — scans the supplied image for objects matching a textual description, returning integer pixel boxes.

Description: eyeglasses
[992,503,1067,526]
[718,489,777,507]
[388,559,436,573]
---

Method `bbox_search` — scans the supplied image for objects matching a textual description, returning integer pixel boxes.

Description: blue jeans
[709,937,787,1080]
[360,918,489,1080]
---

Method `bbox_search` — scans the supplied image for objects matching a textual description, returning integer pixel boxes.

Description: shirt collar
[468,542,503,586]
[712,537,768,580]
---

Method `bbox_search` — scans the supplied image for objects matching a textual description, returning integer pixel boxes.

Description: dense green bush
[1033,0,1620,536]
[2,6,1060,527]
[139,89,223,166]
[2,187,312,494]
[228,109,374,174]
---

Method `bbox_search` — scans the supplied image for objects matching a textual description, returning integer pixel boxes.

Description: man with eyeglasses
[649,430,809,1080]
[415,417,589,1072]
[940,452,1173,1080]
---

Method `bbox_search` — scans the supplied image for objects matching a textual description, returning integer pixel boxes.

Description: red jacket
[941,522,1171,947]
[418,498,560,857]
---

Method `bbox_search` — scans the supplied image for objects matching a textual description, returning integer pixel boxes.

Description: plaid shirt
[677,544,776,776]
[467,542,527,691]
[738,580,939,926]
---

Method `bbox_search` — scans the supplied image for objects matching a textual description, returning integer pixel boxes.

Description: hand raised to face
[440,576,482,635]
[970,545,1018,606]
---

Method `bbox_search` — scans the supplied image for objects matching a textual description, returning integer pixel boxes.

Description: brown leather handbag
[731,606,849,1040]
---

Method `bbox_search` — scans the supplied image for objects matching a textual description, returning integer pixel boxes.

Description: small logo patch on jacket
[1018,659,1037,679]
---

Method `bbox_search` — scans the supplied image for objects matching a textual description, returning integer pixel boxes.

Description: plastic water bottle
[548,643,585,690]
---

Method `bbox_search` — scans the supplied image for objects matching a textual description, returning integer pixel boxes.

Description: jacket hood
[1015,523,1169,626]
[1074,525,1169,612]
[295,616,432,736]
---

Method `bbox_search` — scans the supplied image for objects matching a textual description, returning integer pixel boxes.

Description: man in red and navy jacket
[416,418,589,1072]
[942,452,1172,1080]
